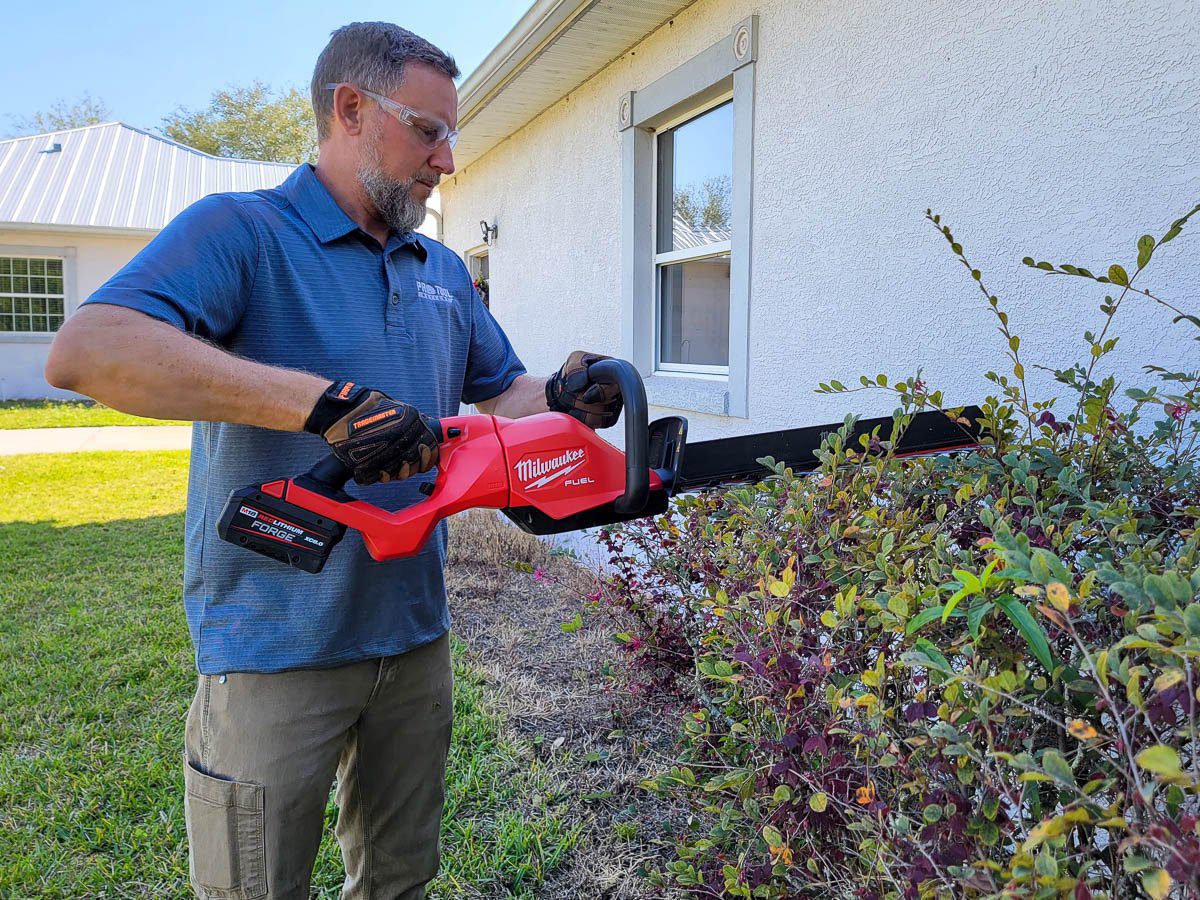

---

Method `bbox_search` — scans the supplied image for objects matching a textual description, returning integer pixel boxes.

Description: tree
[9,93,110,136]
[161,82,317,164]
[673,175,732,231]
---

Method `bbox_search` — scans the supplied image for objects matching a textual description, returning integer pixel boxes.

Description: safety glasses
[325,83,459,151]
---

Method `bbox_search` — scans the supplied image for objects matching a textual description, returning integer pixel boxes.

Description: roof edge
[457,0,593,127]
[0,220,160,238]
[0,121,298,167]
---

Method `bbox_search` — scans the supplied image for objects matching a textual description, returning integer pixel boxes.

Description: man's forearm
[45,305,329,431]
[474,374,550,419]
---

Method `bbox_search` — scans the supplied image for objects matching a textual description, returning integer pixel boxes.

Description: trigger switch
[419,482,435,496]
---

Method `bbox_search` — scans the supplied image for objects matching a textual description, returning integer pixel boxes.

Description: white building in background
[0,122,443,400]
[439,0,1199,442]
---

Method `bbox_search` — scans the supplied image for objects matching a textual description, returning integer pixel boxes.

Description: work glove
[545,351,623,429]
[304,380,439,485]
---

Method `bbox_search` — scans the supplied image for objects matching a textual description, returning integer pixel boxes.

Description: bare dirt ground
[446,511,691,899]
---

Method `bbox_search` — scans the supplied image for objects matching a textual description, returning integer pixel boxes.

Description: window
[467,247,490,308]
[0,256,66,333]
[619,17,758,417]
[656,101,733,373]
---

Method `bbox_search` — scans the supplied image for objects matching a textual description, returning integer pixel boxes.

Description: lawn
[0,451,579,898]
[0,400,189,429]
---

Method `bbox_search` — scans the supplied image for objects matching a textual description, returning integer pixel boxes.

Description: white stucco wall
[0,229,151,400]
[441,0,1199,441]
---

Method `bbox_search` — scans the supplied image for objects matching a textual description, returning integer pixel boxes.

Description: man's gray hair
[311,22,460,141]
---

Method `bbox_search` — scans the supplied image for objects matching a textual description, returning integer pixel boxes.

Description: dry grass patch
[446,511,690,899]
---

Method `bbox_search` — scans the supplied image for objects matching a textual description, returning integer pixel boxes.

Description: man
[44,22,621,900]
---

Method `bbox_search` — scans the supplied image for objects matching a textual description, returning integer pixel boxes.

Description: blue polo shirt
[84,164,525,674]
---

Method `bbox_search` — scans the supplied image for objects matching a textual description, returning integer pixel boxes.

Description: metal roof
[673,214,731,251]
[0,122,296,233]
[454,0,699,171]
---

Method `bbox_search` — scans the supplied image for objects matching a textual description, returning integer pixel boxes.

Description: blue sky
[0,0,533,136]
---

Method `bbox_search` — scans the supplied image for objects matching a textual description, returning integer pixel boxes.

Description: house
[0,122,443,400]
[0,123,294,399]
[438,0,1198,442]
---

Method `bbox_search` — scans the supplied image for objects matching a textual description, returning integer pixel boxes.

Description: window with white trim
[655,100,733,373]
[619,16,758,417]
[0,256,66,333]
[466,246,490,309]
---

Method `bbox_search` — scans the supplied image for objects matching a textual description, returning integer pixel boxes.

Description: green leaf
[1040,749,1075,787]
[1108,264,1129,286]
[1141,869,1171,900]
[941,588,970,622]
[560,613,583,633]
[912,637,951,674]
[1160,202,1200,245]
[809,792,828,812]
[996,596,1055,673]
[1034,850,1058,878]
[1135,745,1185,779]
[967,601,993,640]
[953,569,982,594]
[1124,854,1157,873]
[906,605,962,635]
[1137,234,1155,269]
[1183,603,1200,637]
[761,824,783,847]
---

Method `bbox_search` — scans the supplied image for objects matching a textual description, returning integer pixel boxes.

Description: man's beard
[357,128,433,235]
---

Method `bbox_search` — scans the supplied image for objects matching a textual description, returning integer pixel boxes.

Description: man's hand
[545,351,623,429]
[305,381,440,485]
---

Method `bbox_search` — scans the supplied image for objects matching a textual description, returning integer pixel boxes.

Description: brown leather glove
[545,351,623,429]
[304,381,439,485]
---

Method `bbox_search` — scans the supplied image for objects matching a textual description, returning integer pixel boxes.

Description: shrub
[601,204,1200,898]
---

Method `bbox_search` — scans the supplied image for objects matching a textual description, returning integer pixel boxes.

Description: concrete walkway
[0,425,192,456]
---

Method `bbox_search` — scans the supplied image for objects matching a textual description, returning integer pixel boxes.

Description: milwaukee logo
[515,448,586,489]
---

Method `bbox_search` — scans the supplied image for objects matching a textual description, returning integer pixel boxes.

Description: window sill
[645,372,730,416]
[0,333,55,344]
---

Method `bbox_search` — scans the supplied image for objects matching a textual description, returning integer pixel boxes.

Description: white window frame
[652,97,735,377]
[464,243,490,307]
[0,245,77,344]
[620,16,758,417]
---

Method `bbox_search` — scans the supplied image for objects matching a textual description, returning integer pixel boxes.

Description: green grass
[0,451,576,898]
[0,400,189,429]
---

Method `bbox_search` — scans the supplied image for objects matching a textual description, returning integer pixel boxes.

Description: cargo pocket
[184,760,267,899]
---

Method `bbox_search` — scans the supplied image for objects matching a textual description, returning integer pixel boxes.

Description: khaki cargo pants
[183,633,453,900]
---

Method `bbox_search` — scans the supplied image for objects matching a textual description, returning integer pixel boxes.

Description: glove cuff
[304,380,373,435]
[545,375,563,414]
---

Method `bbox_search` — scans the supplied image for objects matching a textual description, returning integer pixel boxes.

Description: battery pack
[217,483,347,573]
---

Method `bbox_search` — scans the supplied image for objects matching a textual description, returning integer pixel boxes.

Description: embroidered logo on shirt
[415,280,455,303]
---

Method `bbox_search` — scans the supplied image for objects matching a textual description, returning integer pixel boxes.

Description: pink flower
[533,567,547,582]
[1167,402,1192,422]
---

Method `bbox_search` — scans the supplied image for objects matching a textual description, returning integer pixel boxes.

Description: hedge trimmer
[218,359,983,572]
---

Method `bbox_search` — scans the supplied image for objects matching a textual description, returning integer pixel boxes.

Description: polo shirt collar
[281,164,427,261]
